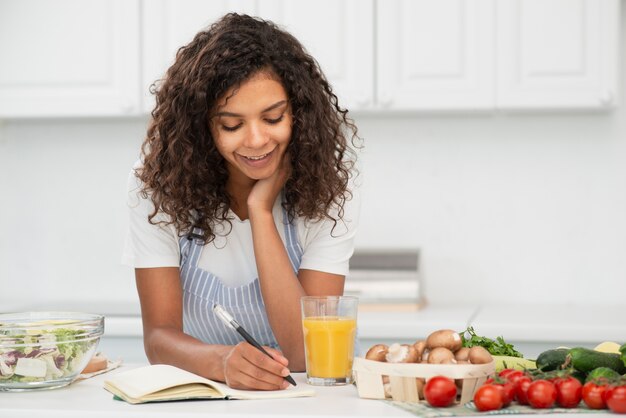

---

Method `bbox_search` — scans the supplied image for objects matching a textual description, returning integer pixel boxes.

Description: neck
[226,173,256,221]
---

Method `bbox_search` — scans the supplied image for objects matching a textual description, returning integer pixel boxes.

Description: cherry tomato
[424,376,457,407]
[605,385,626,414]
[527,379,557,409]
[474,384,504,411]
[555,376,582,408]
[487,379,515,407]
[500,369,525,385]
[582,382,608,409]
[515,376,533,405]
[498,369,516,379]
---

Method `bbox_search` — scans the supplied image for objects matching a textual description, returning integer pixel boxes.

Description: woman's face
[210,72,292,185]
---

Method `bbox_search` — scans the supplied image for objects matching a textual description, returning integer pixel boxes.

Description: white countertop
[102,303,626,344]
[4,302,623,346]
[0,365,614,418]
[1,365,411,418]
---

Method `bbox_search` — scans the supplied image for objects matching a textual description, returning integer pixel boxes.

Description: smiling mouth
[239,147,275,161]
[243,152,271,160]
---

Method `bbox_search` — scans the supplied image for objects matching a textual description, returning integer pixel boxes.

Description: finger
[235,354,288,390]
[241,343,291,376]
[231,365,289,391]
[224,345,286,390]
[264,346,289,367]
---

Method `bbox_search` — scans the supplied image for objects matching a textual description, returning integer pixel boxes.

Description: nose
[244,121,269,149]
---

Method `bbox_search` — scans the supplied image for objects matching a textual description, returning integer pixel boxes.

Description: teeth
[245,152,270,160]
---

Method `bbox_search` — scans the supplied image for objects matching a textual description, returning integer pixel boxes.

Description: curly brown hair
[138,13,360,243]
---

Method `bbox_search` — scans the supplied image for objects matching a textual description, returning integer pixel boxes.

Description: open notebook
[103,364,315,404]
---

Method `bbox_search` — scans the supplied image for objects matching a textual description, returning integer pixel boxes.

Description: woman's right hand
[222,342,292,390]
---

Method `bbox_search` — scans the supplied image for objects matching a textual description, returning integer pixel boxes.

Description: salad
[0,326,98,384]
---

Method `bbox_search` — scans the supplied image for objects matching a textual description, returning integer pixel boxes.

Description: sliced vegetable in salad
[0,327,97,383]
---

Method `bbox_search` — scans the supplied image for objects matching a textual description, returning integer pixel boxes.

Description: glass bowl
[0,311,104,391]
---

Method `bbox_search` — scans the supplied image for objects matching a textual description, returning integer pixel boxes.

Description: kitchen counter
[95,302,626,363]
[0,365,614,418]
[102,303,625,343]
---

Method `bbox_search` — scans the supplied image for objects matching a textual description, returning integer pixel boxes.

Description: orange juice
[302,316,356,378]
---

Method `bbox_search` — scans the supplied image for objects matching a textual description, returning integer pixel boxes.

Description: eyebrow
[214,100,288,118]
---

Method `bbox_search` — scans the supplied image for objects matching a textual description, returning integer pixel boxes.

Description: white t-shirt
[122,166,360,286]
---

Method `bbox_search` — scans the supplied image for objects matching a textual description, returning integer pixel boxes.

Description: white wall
[1,22,625,314]
[2,104,624,312]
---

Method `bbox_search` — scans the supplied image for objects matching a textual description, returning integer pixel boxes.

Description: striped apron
[178,206,303,350]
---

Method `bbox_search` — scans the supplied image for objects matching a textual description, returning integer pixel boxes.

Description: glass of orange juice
[301,296,358,386]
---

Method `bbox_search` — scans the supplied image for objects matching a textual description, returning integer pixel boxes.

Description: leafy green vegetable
[459,326,523,358]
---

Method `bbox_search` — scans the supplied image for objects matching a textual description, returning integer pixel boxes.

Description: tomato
[484,377,514,406]
[527,379,557,409]
[582,382,608,409]
[424,376,457,407]
[555,376,582,408]
[605,385,626,414]
[474,384,504,411]
[515,376,533,405]
[500,369,525,385]
[498,369,516,379]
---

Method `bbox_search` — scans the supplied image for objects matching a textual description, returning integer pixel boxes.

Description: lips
[237,147,276,168]
[242,151,271,161]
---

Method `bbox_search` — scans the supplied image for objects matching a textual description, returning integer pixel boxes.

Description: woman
[123,13,360,390]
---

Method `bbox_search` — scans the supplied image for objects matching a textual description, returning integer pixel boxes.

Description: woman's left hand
[247,153,291,214]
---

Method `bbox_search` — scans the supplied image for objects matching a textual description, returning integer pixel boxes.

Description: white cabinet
[0,0,141,117]
[0,0,620,117]
[141,0,372,113]
[496,0,620,110]
[377,0,620,111]
[257,0,374,111]
[141,0,257,112]
[377,0,495,111]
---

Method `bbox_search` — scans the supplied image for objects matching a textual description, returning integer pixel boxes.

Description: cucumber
[568,347,626,374]
[536,348,569,371]
[585,366,621,383]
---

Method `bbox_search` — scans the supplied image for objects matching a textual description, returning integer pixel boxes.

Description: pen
[212,303,297,387]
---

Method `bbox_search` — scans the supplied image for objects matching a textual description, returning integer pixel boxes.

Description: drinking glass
[301,296,358,386]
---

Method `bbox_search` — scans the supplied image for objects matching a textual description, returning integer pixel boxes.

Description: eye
[266,114,284,125]
[221,123,242,132]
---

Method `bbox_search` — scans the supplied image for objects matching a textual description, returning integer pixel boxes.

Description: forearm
[249,210,306,371]
[143,326,231,382]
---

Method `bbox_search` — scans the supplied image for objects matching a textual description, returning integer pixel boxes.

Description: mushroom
[426,329,463,352]
[365,344,389,362]
[412,340,427,362]
[385,343,420,363]
[454,347,470,362]
[468,346,493,364]
[427,347,457,364]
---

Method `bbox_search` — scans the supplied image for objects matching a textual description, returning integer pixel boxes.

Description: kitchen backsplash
[1,105,625,312]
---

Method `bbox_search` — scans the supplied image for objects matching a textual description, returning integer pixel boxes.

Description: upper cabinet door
[142,0,257,113]
[0,0,141,117]
[496,0,620,110]
[377,0,495,111]
[257,0,374,111]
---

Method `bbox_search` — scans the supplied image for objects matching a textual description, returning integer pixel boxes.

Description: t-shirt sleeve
[121,165,181,268]
[298,184,361,276]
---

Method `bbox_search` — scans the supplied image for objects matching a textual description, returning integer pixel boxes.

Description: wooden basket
[353,357,495,404]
